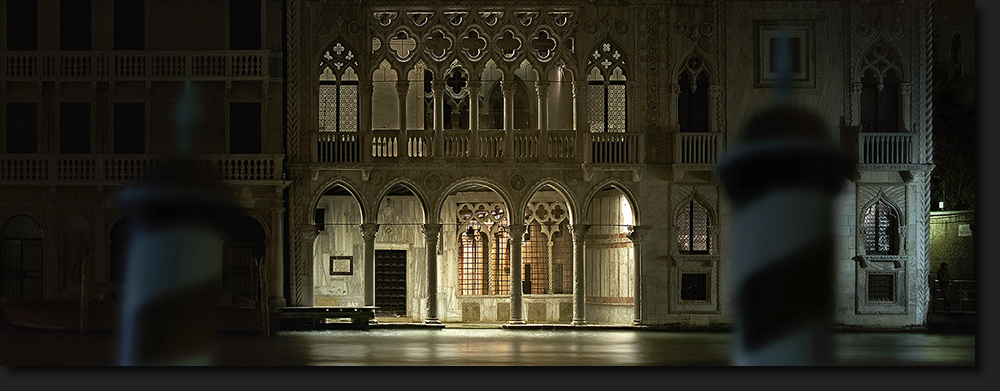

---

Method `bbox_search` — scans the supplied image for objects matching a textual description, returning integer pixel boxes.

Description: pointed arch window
[859,42,903,133]
[677,199,711,254]
[458,204,510,296]
[319,42,360,132]
[678,56,710,133]
[863,199,900,255]
[587,42,627,133]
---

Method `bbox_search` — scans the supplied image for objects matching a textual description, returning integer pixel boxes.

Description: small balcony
[673,132,721,165]
[859,133,913,165]
[0,154,284,184]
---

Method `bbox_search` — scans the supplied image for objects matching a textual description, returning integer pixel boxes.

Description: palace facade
[0,0,970,329]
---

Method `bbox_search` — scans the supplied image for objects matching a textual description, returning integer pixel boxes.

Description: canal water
[0,326,974,366]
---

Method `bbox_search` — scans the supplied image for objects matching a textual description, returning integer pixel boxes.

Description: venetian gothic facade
[0,0,956,329]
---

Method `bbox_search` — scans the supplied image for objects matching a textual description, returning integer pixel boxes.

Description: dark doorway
[374,250,406,317]
[0,215,44,300]
[223,216,266,307]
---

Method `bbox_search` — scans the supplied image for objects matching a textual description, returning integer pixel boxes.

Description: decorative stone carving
[369,171,384,186]
[318,22,331,36]
[424,172,442,191]
[359,223,379,242]
[348,21,362,35]
[584,20,599,35]
[615,20,629,35]
[509,174,526,191]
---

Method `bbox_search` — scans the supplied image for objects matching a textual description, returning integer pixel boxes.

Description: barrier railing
[591,132,640,164]
[674,132,720,164]
[860,133,913,164]
[0,154,283,182]
[1,51,269,81]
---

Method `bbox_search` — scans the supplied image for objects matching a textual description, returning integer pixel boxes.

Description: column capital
[432,80,446,96]
[467,80,481,94]
[358,81,373,95]
[501,80,518,95]
[572,80,588,97]
[627,225,651,243]
[535,80,551,96]
[669,84,681,96]
[422,223,442,241]
[359,223,380,242]
[394,79,409,95]
[506,224,527,238]
[852,82,863,95]
[570,224,591,242]
[300,229,319,241]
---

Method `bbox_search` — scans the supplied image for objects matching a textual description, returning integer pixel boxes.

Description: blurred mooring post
[718,32,849,365]
[117,83,239,365]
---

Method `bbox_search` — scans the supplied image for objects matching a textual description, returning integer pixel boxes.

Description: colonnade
[344,220,647,325]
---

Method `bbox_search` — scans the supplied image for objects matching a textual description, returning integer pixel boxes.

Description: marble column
[502,80,517,159]
[395,79,409,159]
[536,80,550,160]
[270,207,286,309]
[507,224,526,324]
[468,81,481,160]
[422,223,442,323]
[572,81,588,164]
[432,81,446,158]
[360,81,373,163]
[571,224,590,325]
[628,226,650,326]
[359,223,379,306]
[296,228,318,307]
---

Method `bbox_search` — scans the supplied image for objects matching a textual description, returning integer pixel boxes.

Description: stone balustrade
[859,133,914,164]
[0,154,284,183]
[1,51,269,81]
[674,132,721,164]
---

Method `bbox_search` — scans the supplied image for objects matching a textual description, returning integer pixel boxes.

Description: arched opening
[222,215,266,307]
[585,186,636,325]
[487,77,531,130]
[1,215,44,300]
[858,42,903,133]
[863,198,901,256]
[373,184,426,318]
[678,56,710,133]
[522,185,574,297]
[439,182,514,323]
[313,184,365,307]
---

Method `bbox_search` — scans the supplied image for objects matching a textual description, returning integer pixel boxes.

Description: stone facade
[0,0,970,329]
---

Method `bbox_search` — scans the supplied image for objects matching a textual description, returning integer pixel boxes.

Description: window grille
[864,199,898,255]
[867,273,896,302]
[522,222,547,294]
[491,228,510,295]
[681,273,708,301]
[319,81,359,132]
[459,221,484,295]
[677,200,711,254]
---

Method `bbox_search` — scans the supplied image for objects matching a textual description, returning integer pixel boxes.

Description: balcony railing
[0,154,284,182]
[591,132,640,164]
[674,132,721,164]
[313,129,646,164]
[1,51,269,81]
[859,133,913,164]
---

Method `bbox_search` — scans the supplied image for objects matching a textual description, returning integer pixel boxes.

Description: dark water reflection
[0,327,974,366]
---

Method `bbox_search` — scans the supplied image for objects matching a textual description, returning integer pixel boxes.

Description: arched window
[1,215,44,300]
[319,42,360,132]
[863,199,900,255]
[678,56,710,133]
[587,41,627,133]
[677,199,711,254]
[458,204,510,296]
[859,42,903,133]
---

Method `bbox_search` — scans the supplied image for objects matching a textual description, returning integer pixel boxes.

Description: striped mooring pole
[116,158,239,365]
[719,106,849,365]
[116,83,239,365]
